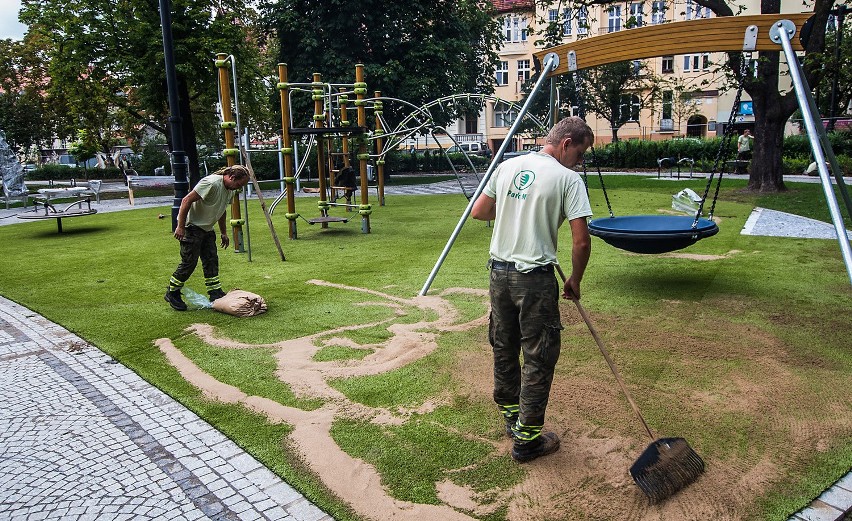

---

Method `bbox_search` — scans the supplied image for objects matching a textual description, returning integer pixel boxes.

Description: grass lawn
[0,174,850,520]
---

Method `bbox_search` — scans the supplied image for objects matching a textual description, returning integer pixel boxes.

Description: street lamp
[159,0,190,231]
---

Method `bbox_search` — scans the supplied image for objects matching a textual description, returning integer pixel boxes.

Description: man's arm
[218,212,230,248]
[471,193,496,221]
[173,190,202,240]
[563,216,591,300]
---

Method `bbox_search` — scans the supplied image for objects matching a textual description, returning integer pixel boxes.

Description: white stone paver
[0,296,333,521]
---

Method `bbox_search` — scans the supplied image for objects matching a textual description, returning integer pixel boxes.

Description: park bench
[724,159,750,174]
[125,172,175,205]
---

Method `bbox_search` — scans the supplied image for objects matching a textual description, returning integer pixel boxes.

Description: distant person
[333,166,357,204]
[164,165,250,311]
[736,129,754,174]
[471,116,594,463]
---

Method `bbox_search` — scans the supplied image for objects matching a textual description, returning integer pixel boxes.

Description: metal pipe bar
[774,21,852,285]
[419,55,559,296]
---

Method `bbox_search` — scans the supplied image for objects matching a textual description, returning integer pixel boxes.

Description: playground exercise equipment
[271,64,376,238]
[422,13,852,294]
[17,198,97,233]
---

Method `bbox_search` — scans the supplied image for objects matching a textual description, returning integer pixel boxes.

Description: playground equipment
[422,12,852,292]
[215,54,286,261]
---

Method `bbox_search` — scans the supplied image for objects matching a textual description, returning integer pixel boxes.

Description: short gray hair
[545,117,594,147]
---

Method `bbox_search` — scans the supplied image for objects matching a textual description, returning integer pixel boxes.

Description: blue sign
[739,101,754,115]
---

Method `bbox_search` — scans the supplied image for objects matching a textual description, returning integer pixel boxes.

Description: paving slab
[0,296,331,521]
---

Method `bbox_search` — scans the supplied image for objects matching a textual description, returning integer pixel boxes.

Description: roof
[491,0,535,13]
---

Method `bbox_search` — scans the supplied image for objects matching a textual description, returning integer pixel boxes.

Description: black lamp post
[828,5,848,132]
[159,0,190,231]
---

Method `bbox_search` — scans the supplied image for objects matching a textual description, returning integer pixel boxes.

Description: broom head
[629,437,704,503]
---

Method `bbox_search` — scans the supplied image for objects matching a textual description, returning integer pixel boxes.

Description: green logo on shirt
[513,170,535,191]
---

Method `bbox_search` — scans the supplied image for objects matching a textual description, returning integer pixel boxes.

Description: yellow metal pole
[355,64,371,233]
[374,90,385,206]
[277,63,298,240]
[215,53,244,252]
[313,73,330,228]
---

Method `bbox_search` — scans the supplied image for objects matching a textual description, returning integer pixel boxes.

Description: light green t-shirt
[483,152,592,272]
[188,175,236,231]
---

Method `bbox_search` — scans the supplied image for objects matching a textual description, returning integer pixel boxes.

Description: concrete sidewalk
[0,296,331,521]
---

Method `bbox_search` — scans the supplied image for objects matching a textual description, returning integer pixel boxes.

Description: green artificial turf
[1,174,850,520]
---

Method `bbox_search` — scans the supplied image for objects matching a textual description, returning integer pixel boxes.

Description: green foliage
[0,38,53,155]
[135,140,172,177]
[263,0,501,128]
[68,129,99,166]
[25,165,124,182]
[18,0,273,178]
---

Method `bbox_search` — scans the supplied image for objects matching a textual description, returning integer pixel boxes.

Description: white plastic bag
[182,287,212,310]
[671,188,703,215]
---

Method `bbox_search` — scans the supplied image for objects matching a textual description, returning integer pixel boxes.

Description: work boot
[164,289,187,311]
[511,432,561,463]
[207,289,227,302]
[505,416,518,438]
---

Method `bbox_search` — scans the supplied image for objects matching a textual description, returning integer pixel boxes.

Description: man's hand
[174,225,186,241]
[220,233,230,249]
[562,275,581,301]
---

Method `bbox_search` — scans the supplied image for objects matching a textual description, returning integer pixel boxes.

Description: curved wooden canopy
[533,13,813,76]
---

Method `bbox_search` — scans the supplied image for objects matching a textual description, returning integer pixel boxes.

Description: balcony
[455,133,484,143]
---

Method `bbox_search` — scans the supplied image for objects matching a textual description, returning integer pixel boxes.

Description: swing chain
[573,71,615,218]
[695,53,750,225]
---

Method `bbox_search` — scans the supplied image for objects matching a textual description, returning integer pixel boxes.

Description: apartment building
[466,0,810,151]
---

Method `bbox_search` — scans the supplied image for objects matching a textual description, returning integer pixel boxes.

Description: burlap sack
[211,290,267,317]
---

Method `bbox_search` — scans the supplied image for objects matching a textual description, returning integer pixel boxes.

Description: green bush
[26,165,124,182]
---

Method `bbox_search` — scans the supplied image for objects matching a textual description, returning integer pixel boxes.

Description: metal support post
[772,20,852,285]
[419,53,560,295]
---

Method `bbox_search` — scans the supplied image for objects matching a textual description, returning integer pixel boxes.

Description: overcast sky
[0,0,26,40]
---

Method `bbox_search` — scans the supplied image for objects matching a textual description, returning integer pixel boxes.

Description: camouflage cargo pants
[489,265,563,441]
[171,225,219,284]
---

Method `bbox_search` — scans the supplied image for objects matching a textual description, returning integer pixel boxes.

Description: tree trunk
[177,77,200,188]
[748,115,786,191]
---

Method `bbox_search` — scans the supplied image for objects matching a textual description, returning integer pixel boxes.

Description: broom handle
[555,264,656,441]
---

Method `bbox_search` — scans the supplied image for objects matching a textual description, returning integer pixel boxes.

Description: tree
[68,129,99,170]
[0,36,54,159]
[815,13,852,127]
[533,0,835,192]
[574,61,657,142]
[261,0,501,128]
[665,77,703,135]
[19,0,270,185]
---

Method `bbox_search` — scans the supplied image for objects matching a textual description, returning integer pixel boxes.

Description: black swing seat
[588,215,718,254]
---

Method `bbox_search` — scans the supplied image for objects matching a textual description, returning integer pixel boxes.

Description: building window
[651,1,666,24]
[619,94,641,121]
[495,61,508,86]
[494,102,518,128]
[662,90,673,120]
[685,0,710,20]
[517,60,531,82]
[628,3,644,28]
[661,55,674,73]
[607,5,622,33]
[504,15,527,43]
[563,8,573,35]
[683,53,710,72]
[577,7,589,35]
[465,112,478,134]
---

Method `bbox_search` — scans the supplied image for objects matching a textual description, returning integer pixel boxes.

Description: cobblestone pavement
[0,296,331,521]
